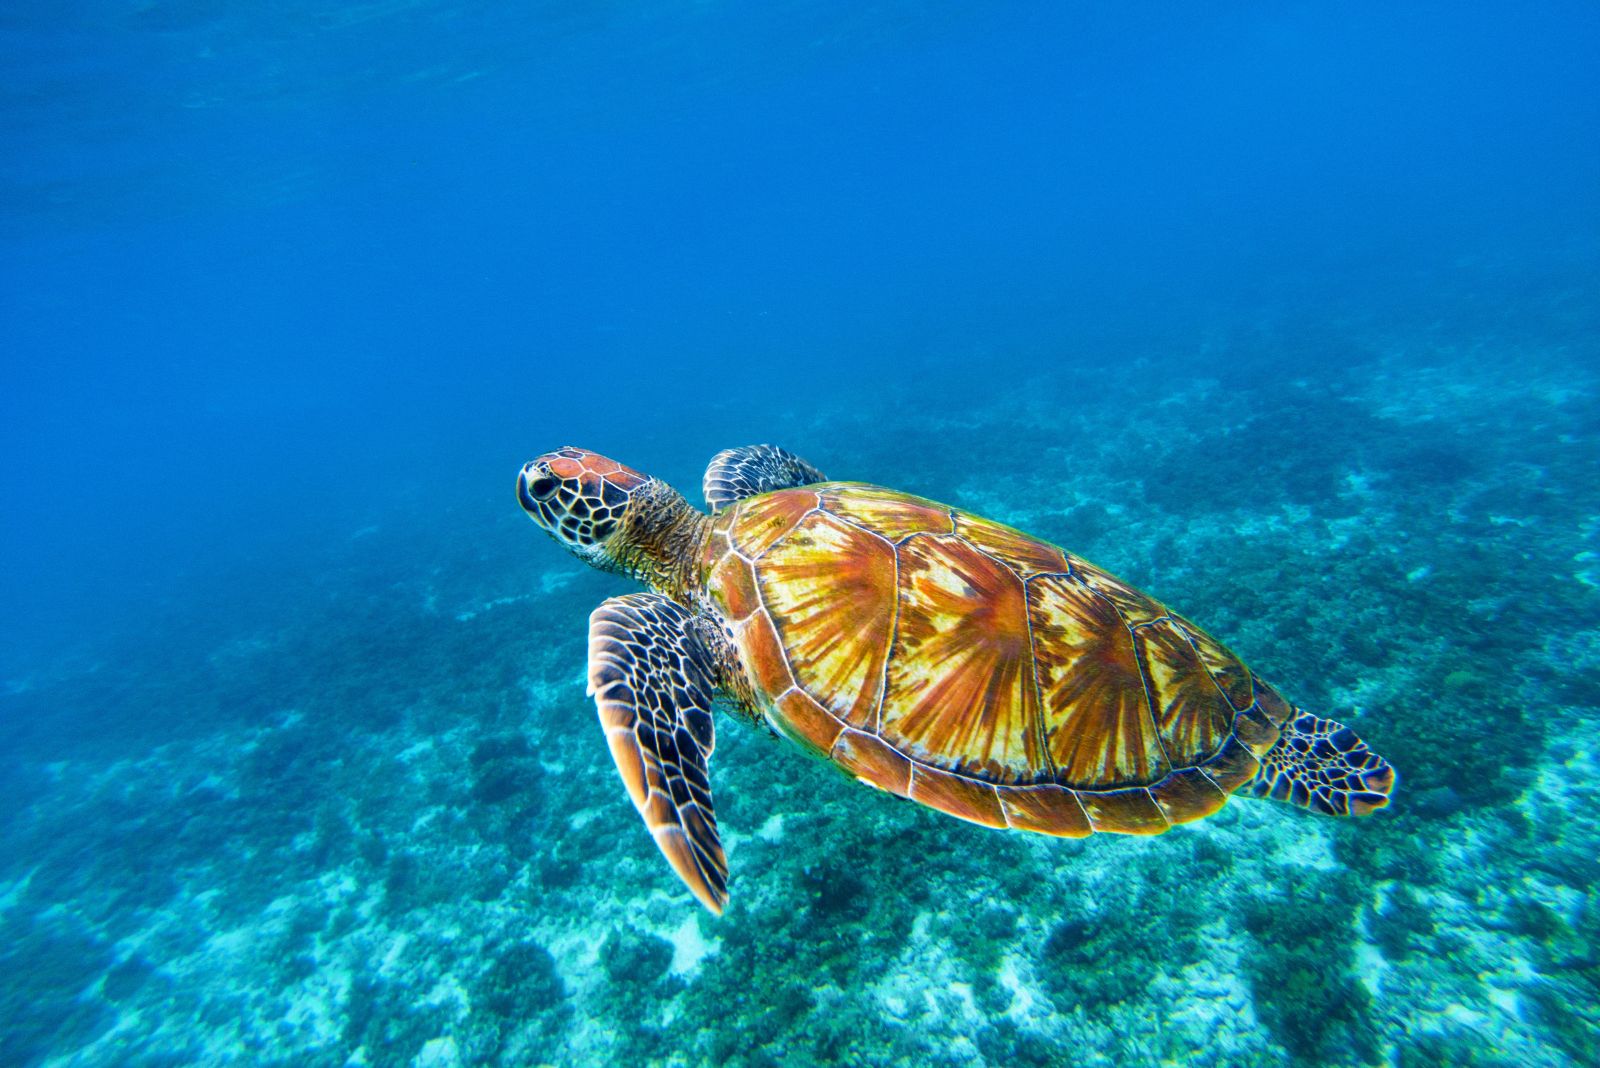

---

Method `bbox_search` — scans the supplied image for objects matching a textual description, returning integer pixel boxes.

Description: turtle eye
[528,476,559,500]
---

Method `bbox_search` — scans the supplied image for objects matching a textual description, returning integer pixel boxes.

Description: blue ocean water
[3,2,1599,1064]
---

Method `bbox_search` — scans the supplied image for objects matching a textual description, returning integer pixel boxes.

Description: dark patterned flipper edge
[587,593,728,913]
[1245,712,1396,816]
[703,444,827,514]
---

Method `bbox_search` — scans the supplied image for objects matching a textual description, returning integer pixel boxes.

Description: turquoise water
[4,4,1599,1066]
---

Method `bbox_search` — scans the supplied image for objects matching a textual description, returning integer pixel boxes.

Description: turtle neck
[609,479,712,605]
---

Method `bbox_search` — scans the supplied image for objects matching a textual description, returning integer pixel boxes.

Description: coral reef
[1,335,1597,1066]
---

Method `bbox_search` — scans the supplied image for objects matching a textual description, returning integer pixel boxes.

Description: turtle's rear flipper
[1245,713,1395,816]
[588,593,729,913]
[703,445,827,514]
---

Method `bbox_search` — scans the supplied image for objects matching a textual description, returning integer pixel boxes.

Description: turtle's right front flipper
[587,593,729,914]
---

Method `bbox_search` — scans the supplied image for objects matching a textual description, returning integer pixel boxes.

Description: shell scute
[1252,676,1297,727]
[1198,734,1262,794]
[732,489,817,558]
[1078,787,1170,835]
[1148,766,1231,825]
[1175,614,1254,711]
[995,784,1093,838]
[819,484,951,541]
[955,512,1071,575]
[1028,572,1170,788]
[710,550,762,621]
[907,765,1007,829]
[756,509,896,727]
[1231,703,1280,756]
[1134,617,1234,765]
[738,613,796,700]
[881,533,1043,781]
[1071,557,1168,627]
[831,729,912,796]
[774,688,845,756]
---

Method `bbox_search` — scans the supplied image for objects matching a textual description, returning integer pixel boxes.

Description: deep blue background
[3,2,1597,670]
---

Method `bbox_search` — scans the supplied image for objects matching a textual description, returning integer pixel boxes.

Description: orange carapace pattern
[703,483,1295,836]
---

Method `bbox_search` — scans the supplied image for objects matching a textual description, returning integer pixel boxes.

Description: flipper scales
[1245,712,1395,817]
[587,592,728,913]
[703,444,826,514]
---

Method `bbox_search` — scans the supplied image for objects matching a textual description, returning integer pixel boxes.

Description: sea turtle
[517,445,1395,913]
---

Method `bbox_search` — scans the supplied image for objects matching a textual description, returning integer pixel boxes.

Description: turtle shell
[702,483,1296,835]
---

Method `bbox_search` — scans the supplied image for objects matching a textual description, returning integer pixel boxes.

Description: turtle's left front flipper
[587,593,729,913]
[1246,711,1396,817]
[703,444,826,514]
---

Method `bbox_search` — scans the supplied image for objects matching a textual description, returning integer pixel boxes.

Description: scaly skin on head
[517,447,712,604]
[517,447,759,726]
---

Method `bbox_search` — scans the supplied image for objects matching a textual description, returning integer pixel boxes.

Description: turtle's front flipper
[703,444,826,514]
[1246,712,1396,816]
[587,593,728,913]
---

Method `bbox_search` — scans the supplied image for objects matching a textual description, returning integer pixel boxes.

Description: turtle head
[517,447,651,564]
